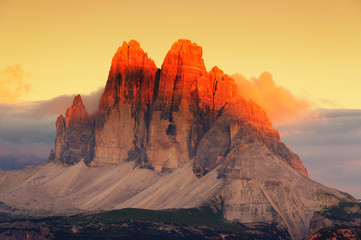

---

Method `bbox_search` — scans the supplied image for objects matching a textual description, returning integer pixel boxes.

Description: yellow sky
[1,0,361,108]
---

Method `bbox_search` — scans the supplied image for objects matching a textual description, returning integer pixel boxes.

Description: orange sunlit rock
[93,40,158,166]
[98,40,158,114]
[210,66,237,112]
[154,39,210,112]
[65,94,89,126]
[52,39,308,177]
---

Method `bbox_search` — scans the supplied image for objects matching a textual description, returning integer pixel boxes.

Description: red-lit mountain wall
[51,39,308,177]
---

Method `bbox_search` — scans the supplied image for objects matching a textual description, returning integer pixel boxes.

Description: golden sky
[1,0,361,108]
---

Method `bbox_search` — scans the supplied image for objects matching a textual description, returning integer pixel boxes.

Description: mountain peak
[2,39,356,240]
[162,39,206,71]
[72,94,84,108]
[57,39,308,177]
[55,94,93,165]
[98,40,158,114]
[111,40,155,70]
[170,39,201,53]
[65,94,89,126]
[127,39,141,48]
[210,66,223,74]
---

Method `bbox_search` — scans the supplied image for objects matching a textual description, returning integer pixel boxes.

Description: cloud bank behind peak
[232,72,310,125]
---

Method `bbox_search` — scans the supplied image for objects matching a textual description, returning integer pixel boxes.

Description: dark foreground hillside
[0,207,290,240]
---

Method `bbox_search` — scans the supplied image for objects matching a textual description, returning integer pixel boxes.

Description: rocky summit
[52,39,308,177]
[0,40,358,240]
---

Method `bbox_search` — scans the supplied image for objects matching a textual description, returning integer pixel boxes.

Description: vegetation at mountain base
[0,207,291,240]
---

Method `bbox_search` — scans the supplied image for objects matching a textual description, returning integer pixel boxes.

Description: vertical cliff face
[98,40,157,114]
[153,39,210,115]
[147,40,241,171]
[147,40,211,170]
[51,39,308,177]
[92,40,158,166]
[54,115,66,161]
[54,95,94,165]
[210,66,237,113]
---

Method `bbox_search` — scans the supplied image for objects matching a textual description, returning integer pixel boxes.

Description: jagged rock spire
[51,39,308,177]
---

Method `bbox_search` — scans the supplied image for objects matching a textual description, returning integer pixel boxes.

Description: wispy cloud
[30,88,103,116]
[232,72,310,124]
[0,89,103,169]
[0,65,30,103]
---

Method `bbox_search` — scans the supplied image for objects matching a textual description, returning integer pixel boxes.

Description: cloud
[279,109,361,146]
[321,99,337,108]
[232,72,310,124]
[0,65,30,103]
[1,77,360,201]
[0,88,103,168]
[0,103,55,164]
[277,109,361,198]
[31,88,103,116]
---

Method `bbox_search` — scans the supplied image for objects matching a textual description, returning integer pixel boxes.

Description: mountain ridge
[51,39,308,178]
[0,39,357,240]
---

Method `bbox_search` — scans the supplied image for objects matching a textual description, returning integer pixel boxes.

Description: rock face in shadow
[92,40,158,166]
[306,201,361,238]
[51,39,308,177]
[147,40,209,170]
[53,95,94,165]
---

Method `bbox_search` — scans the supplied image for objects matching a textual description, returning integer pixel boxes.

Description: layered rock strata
[51,39,308,177]
[52,95,94,164]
